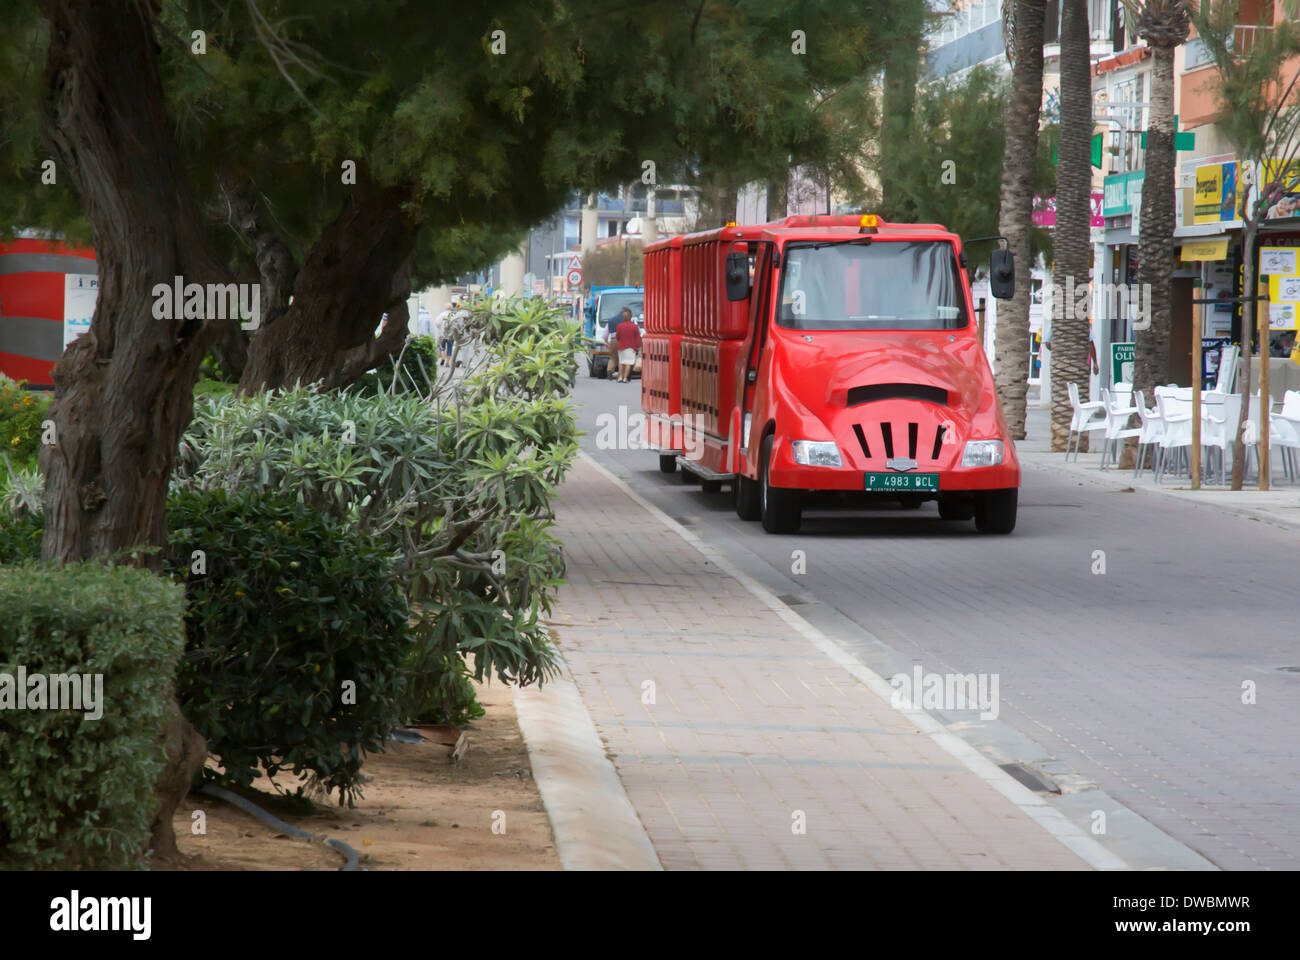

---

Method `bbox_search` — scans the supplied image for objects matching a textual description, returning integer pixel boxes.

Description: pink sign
[1030,193,1105,228]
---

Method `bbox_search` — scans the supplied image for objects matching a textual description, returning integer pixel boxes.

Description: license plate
[864,472,939,491]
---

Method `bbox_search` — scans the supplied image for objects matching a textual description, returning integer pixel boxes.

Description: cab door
[735,243,774,477]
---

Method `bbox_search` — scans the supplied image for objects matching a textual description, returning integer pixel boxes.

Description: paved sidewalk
[544,455,1094,870]
[1020,402,1300,530]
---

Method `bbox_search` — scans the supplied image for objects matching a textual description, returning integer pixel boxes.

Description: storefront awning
[1179,236,1230,261]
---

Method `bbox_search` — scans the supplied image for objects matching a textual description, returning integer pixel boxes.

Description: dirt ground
[167,681,559,870]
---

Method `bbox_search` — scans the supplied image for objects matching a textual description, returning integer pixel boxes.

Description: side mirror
[990,248,1015,299]
[725,251,750,302]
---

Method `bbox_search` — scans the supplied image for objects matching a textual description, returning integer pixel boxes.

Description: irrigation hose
[197,782,359,871]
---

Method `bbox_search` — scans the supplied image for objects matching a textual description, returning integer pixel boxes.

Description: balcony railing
[1185,24,1273,71]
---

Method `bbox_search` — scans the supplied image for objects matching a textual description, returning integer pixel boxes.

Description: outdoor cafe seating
[1067,375,1300,488]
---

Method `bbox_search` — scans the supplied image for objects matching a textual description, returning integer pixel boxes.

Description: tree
[995,0,1048,440]
[878,0,931,222]
[1126,1,1192,415]
[1191,1,1300,489]
[1051,0,1097,451]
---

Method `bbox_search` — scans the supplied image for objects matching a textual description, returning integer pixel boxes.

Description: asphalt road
[571,373,1300,870]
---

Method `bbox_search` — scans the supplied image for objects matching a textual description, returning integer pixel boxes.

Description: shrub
[352,334,441,397]
[0,562,186,869]
[0,378,51,468]
[164,489,412,805]
[0,508,42,564]
[173,296,581,724]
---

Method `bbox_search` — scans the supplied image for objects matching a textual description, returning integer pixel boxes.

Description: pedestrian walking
[613,306,641,383]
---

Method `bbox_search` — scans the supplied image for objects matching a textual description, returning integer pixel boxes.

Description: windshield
[776,240,967,331]
[598,293,644,326]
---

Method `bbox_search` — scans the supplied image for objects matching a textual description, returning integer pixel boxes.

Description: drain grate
[999,762,1061,795]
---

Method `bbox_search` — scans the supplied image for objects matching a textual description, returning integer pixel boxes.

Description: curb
[576,450,1129,871]
[513,655,663,871]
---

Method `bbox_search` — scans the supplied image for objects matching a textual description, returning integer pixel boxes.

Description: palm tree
[1125,1,1191,407]
[1051,0,1096,451]
[995,0,1048,440]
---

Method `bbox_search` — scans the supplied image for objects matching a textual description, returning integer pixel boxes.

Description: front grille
[857,421,949,464]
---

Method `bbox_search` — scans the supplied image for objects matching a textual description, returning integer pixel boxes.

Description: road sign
[566,266,583,289]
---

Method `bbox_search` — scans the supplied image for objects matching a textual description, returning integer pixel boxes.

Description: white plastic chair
[1067,382,1107,461]
[1132,390,1165,478]
[1200,392,1239,486]
[1155,392,1192,483]
[1240,392,1289,483]
[1100,387,1140,469]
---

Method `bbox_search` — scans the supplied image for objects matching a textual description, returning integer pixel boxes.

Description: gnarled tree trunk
[239,175,418,393]
[37,0,229,856]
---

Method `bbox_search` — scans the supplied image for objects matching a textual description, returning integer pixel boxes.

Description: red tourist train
[640,214,1020,534]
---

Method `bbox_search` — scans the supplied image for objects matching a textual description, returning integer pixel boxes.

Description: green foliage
[858,64,1058,265]
[0,507,42,563]
[0,378,51,467]
[352,334,441,397]
[173,296,580,724]
[0,561,186,868]
[165,489,412,806]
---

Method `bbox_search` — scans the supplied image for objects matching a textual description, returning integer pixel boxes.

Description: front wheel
[759,434,802,534]
[974,489,1017,534]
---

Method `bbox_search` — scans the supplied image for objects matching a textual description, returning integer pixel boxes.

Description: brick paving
[547,457,1088,870]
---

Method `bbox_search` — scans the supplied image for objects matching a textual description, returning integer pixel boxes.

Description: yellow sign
[1179,237,1229,261]
[1194,165,1223,223]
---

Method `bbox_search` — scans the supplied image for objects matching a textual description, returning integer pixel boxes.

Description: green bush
[174,297,581,724]
[0,378,51,468]
[165,489,412,805]
[0,508,42,564]
[0,562,186,869]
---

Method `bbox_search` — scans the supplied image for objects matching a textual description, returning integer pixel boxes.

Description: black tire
[701,479,722,494]
[974,488,1017,534]
[759,434,802,534]
[938,498,975,521]
[734,472,761,520]
[659,454,677,474]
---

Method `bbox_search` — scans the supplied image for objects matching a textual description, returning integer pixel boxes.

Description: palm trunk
[1132,43,1178,402]
[1051,0,1094,452]
[36,0,223,857]
[994,0,1047,440]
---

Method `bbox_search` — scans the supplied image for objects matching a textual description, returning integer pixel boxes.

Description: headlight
[743,412,752,448]
[791,440,841,467]
[962,439,1004,467]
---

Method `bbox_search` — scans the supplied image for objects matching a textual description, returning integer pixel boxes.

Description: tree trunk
[994,0,1046,440]
[1131,43,1178,402]
[239,175,417,393]
[1231,223,1258,490]
[1051,0,1094,452]
[36,0,225,856]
